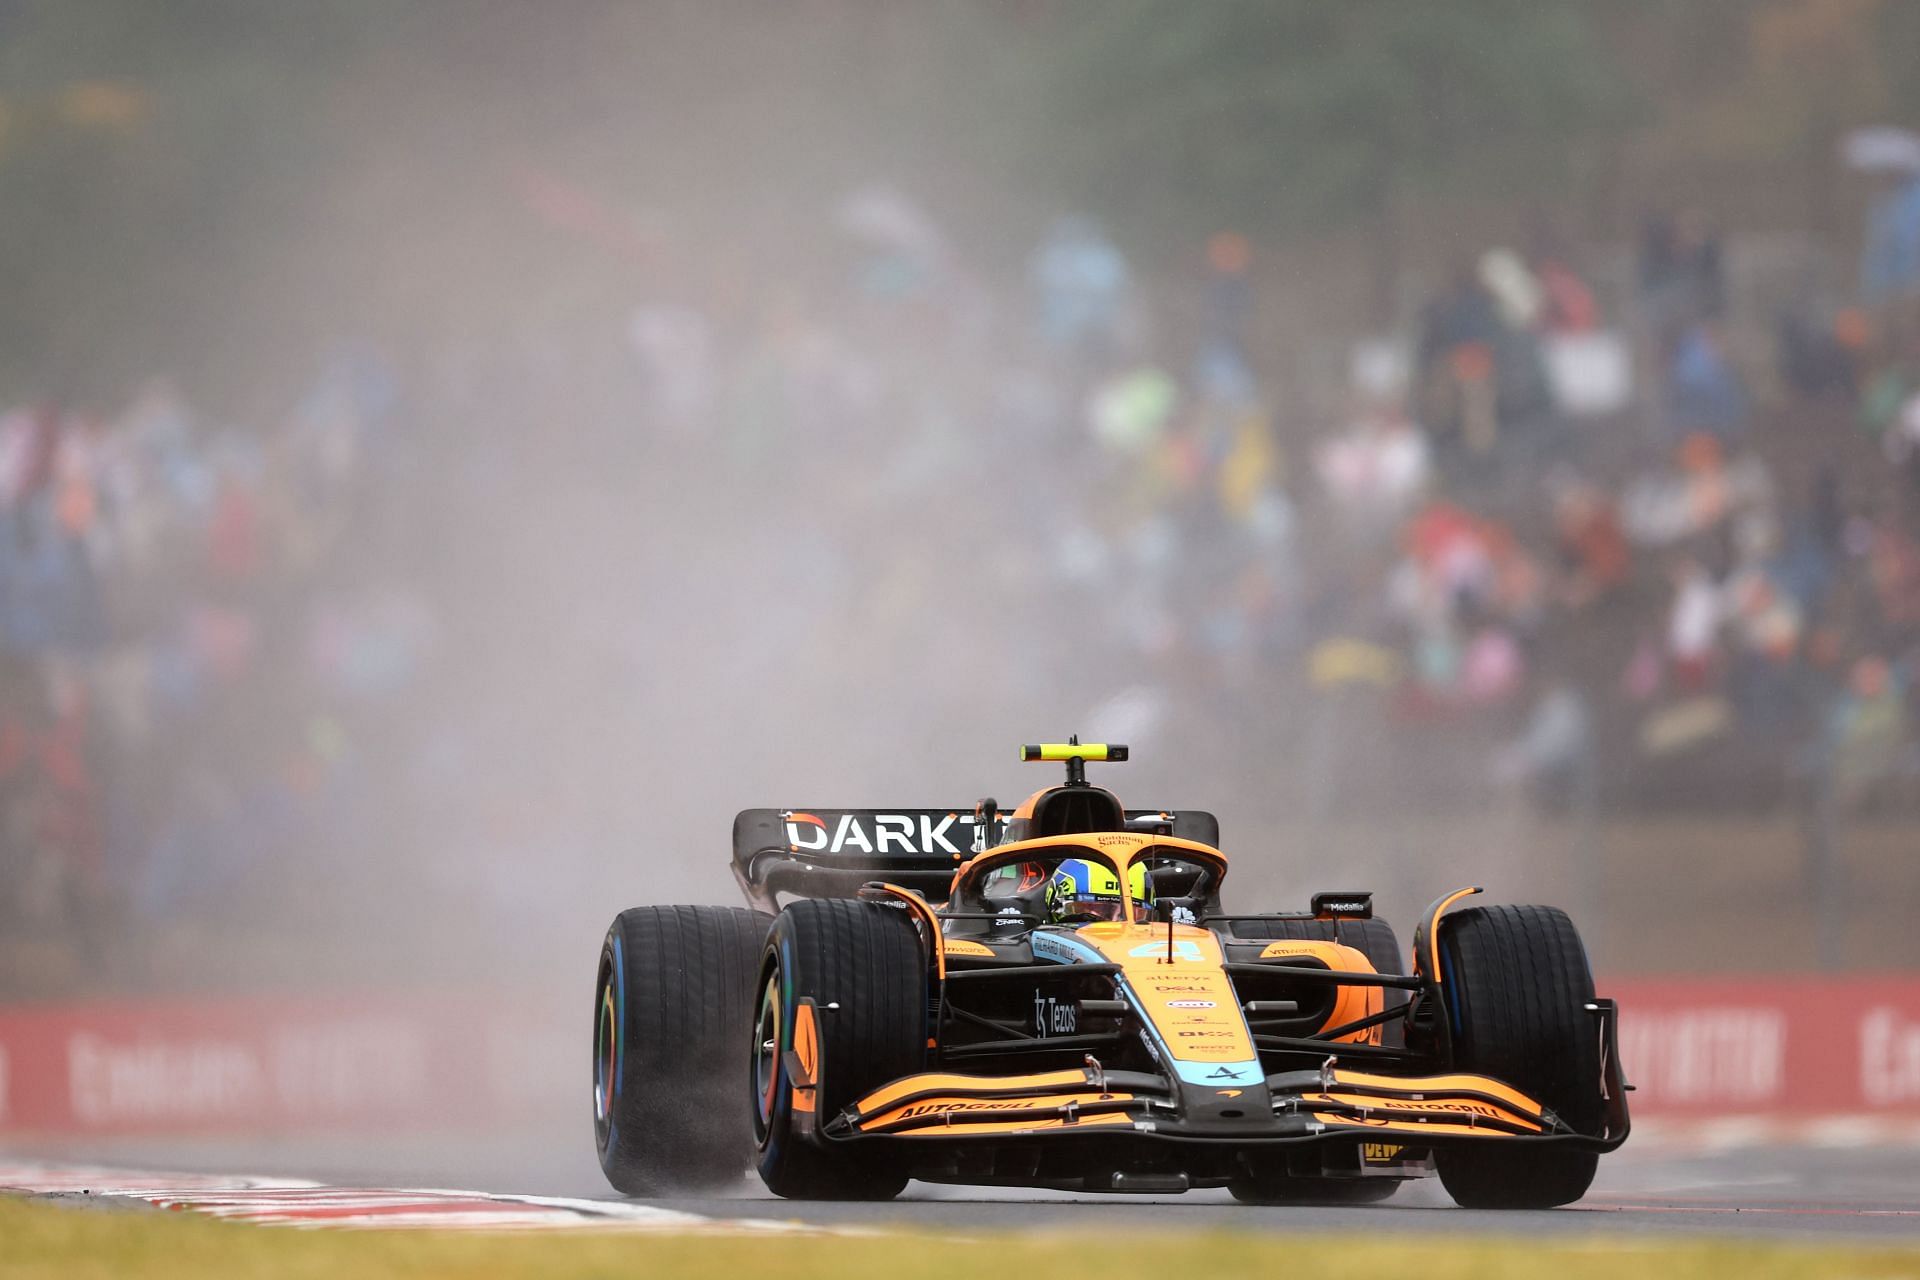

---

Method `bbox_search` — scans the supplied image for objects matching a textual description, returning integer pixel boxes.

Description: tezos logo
[1033,994,1077,1037]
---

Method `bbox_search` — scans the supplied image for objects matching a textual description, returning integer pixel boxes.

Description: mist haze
[2,1,1919,1191]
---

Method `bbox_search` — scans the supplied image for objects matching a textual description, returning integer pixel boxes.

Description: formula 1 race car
[593,742,1629,1207]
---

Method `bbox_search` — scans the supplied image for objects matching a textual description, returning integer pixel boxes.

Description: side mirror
[972,796,998,852]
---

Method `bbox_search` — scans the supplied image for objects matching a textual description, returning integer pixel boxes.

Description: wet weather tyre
[594,905,770,1195]
[1433,904,1602,1209]
[1227,917,1408,1047]
[753,898,927,1200]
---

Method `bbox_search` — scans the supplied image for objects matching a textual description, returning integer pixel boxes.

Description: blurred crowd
[1302,198,1920,821]
[0,357,441,964]
[7,159,1920,989]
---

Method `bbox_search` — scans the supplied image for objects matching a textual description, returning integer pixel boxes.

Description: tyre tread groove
[1434,903,1600,1209]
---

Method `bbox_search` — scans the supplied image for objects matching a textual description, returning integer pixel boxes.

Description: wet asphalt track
[12,1135,1920,1241]
[640,1147,1920,1241]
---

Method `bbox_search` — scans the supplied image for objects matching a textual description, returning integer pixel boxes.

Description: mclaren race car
[593,742,1629,1207]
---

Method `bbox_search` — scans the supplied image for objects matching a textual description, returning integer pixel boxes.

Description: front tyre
[753,898,927,1200]
[1433,903,1602,1209]
[594,905,769,1195]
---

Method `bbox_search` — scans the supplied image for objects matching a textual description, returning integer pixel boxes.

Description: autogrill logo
[894,1099,1037,1120]
[1321,1096,1512,1121]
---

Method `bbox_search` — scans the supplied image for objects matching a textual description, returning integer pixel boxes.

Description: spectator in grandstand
[1031,215,1136,365]
[1621,434,1775,549]
[1860,166,1920,306]
[1314,400,1432,531]
[1667,320,1750,443]
[1531,250,1601,335]
[1415,262,1505,461]
[1195,231,1258,406]
[1639,206,1726,334]
[1550,473,1631,609]
[1479,248,1544,332]
[1665,554,1723,692]
[1827,654,1914,807]
[1492,662,1596,816]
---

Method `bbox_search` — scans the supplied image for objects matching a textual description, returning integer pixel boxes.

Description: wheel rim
[752,971,782,1141]
[593,954,618,1149]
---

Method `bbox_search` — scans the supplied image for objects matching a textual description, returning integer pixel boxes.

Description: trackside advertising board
[1613,976,1920,1115]
[0,978,1913,1134]
[0,993,563,1135]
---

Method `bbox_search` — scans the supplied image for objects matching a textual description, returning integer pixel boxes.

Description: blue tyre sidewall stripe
[760,930,797,1164]
[1440,936,1462,1038]
[611,932,625,1100]
[607,930,625,1147]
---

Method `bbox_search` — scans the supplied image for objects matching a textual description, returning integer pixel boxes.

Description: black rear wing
[731,807,1221,912]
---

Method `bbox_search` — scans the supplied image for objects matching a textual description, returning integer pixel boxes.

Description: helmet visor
[1063,894,1157,923]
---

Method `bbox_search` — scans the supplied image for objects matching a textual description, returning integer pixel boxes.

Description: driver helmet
[1046,857,1152,923]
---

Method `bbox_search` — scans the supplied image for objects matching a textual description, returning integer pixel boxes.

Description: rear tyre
[1228,917,1407,1047]
[1432,903,1602,1209]
[753,898,927,1200]
[1228,1176,1400,1205]
[594,905,770,1195]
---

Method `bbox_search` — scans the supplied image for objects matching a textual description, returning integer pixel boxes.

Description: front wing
[807,1000,1630,1154]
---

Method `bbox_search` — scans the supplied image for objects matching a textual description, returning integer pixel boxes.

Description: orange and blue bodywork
[790,829,1628,1189]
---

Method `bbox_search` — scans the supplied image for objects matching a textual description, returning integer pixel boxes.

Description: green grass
[6,1197,1920,1280]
